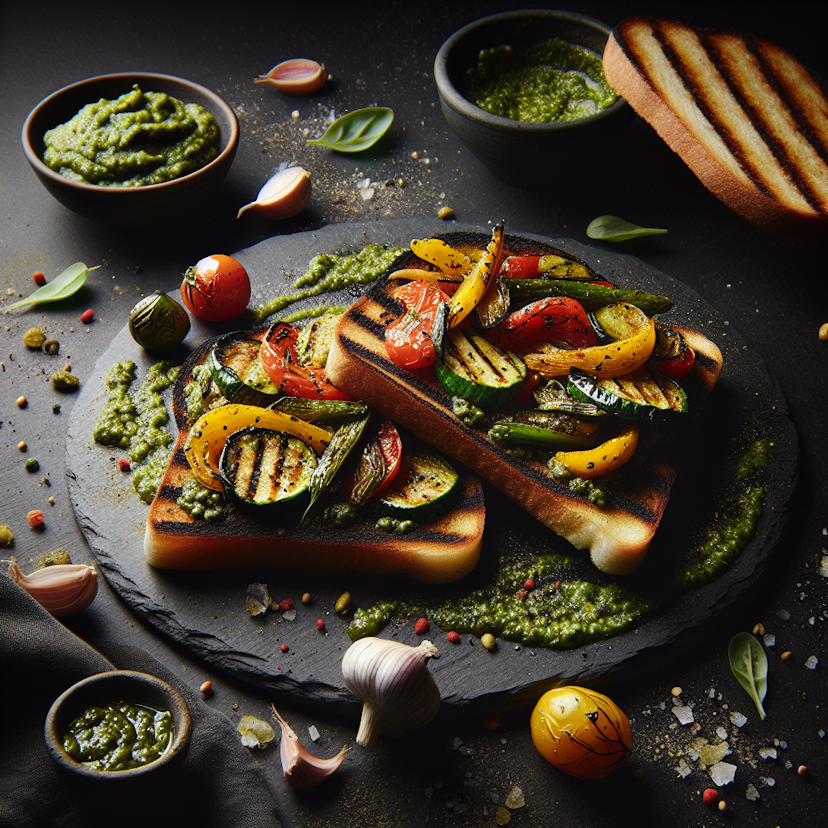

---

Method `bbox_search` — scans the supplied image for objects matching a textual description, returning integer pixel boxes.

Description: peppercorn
[820,323,828,341]
[25,458,40,472]
[316,618,325,631]
[414,617,430,635]
[447,630,461,643]
[18,441,27,452]
[279,598,294,611]
[281,644,289,653]
[52,403,61,414]
[119,458,131,472]
[27,510,44,527]
[702,788,718,806]
[200,680,214,698]
[302,592,313,605]
[438,206,455,220]
[335,591,351,615]
[32,271,46,286]
[80,308,95,324]
[480,633,497,650]
[16,396,27,408]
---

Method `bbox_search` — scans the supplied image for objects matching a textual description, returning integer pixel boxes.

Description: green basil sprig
[586,215,667,242]
[307,107,393,153]
[728,632,768,720]
[2,262,99,312]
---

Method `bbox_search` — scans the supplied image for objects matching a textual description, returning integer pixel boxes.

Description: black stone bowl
[44,670,192,783]
[22,72,238,225]
[434,10,632,188]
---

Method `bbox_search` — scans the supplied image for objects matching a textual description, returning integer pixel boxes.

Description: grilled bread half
[144,330,485,584]
[325,232,723,576]
[603,17,828,240]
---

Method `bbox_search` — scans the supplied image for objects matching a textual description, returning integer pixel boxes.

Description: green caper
[129,292,190,352]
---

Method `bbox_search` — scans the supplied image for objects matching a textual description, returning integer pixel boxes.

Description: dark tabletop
[1,2,825,827]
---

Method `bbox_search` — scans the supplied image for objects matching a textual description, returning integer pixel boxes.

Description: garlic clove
[255,59,327,95]
[272,705,347,789]
[236,167,312,220]
[8,561,97,617]
[342,637,441,750]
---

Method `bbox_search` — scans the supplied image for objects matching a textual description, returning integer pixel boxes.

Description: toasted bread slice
[144,333,485,584]
[603,17,828,240]
[326,232,723,575]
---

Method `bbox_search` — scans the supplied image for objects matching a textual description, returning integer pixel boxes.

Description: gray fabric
[0,573,282,828]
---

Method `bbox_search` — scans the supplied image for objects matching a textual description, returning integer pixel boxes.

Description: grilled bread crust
[144,335,485,584]
[603,17,828,240]
[325,233,723,575]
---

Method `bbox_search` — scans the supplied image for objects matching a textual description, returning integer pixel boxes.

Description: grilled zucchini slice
[436,329,526,410]
[376,452,460,521]
[209,333,281,406]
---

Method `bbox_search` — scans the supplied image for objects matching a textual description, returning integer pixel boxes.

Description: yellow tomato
[530,686,632,780]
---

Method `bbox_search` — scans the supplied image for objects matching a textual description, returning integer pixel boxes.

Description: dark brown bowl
[434,11,631,188]
[22,72,238,225]
[44,670,192,782]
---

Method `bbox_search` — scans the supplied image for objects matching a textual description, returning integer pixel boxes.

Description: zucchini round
[437,329,526,410]
[567,367,688,420]
[218,426,316,512]
[376,452,460,521]
[209,333,281,406]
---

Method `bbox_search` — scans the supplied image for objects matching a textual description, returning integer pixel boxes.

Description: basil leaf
[2,263,99,312]
[728,632,768,720]
[586,215,667,242]
[307,107,393,153]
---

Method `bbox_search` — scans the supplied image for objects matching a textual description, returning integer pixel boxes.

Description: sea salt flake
[675,759,692,778]
[745,783,760,801]
[716,727,728,740]
[763,633,776,647]
[505,786,525,809]
[759,747,777,760]
[672,705,695,725]
[710,761,737,786]
[308,724,320,741]
[282,608,296,621]
[730,711,748,728]
[805,655,819,669]
[761,776,776,787]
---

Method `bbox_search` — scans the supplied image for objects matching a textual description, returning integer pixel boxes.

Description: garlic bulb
[272,705,347,788]
[255,59,327,95]
[236,167,311,220]
[341,637,441,749]
[8,561,97,617]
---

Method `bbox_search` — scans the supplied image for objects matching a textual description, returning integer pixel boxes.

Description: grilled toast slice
[603,17,828,240]
[325,232,723,575]
[144,331,485,584]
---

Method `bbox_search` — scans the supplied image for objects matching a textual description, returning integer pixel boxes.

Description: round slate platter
[66,218,797,716]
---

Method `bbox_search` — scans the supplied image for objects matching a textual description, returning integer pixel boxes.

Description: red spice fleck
[81,308,95,324]
[517,589,528,601]
[690,722,702,735]
[27,510,44,527]
[702,788,718,806]
[447,630,461,643]
[279,598,294,611]
[554,580,561,592]
[316,618,325,631]
[414,617,430,635]
[280,644,289,653]
[32,271,46,286]
[119,458,131,472]
[524,579,534,590]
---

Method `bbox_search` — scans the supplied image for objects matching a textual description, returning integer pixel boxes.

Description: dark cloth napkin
[0,573,283,828]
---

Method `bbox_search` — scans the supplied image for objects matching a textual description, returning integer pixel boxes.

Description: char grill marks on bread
[603,17,828,240]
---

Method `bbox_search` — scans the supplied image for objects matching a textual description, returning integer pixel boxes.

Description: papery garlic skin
[8,562,97,617]
[236,167,311,220]
[272,705,347,789]
[342,637,440,749]
[256,59,327,95]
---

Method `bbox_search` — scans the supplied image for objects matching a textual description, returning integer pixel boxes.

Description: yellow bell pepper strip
[523,316,656,379]
[410,237,471,277]
[554,423,639,479]
[184,404,332,491]
[448,222,505,328]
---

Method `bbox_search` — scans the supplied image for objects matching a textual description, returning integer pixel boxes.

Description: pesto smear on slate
[465,38,618,123]
[43,85,220,186]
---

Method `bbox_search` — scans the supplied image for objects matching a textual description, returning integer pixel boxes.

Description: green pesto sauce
[93,360,179,503]
[177,474,225,522]
[63,701,174,772]
[677,438,771,589]
[466,38,618,123]
[349,553,652,648]
[43,85,220,187]
[253,244,404,323]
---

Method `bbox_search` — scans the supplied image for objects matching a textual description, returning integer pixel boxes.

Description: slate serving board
[66,218,797,715]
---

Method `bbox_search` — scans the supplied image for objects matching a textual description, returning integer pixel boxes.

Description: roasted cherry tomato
[384,280,450,370]
[651,325,696,380]
[494,297,598,351]
[260,321,351,400]
[531,686,632,780]
[341,419,403,505]
[181,254,251,322]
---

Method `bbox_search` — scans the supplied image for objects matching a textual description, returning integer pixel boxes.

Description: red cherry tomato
[653,345,696,380]
[181,254,251,322]
[494,297,598,351]
[260,321,350,400]
[384,280,450,370]
[342,420,403,505]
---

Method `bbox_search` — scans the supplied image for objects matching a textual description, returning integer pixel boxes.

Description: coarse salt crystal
[716,727,728,740]
[805,655,819,669]
[763,633,776,647]
[759,747,777,760]
[675,759,692,778]
[710,761,737,786]
[672,705,695,725]
[308,724,320,741]
[745,783,760,801]
[730,711,748,728]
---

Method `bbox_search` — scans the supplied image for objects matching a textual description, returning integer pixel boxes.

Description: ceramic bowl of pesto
[22,72,238,226]
[44,670,192,782]
[434,11,632,188]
